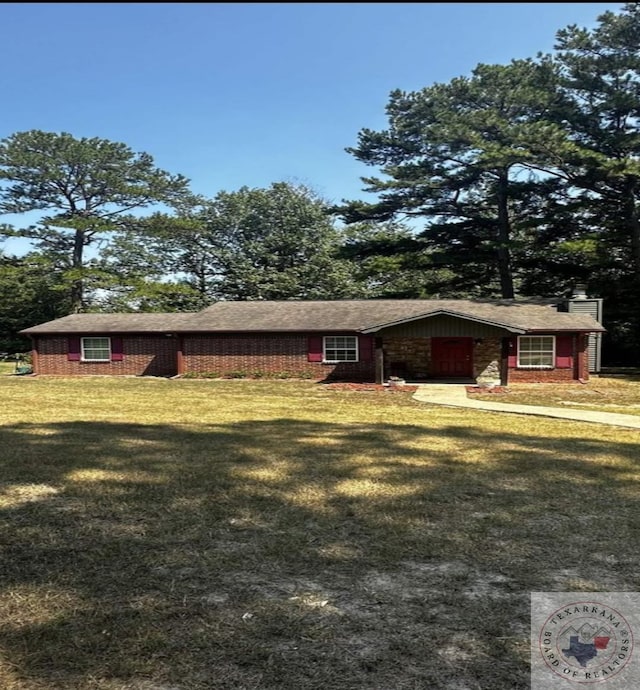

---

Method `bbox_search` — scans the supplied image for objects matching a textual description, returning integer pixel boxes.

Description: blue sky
[0,2,622,255]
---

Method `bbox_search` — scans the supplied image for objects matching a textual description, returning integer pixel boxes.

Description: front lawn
[469,372,640,416]
[0,361,16,376]
[0,377,639,689]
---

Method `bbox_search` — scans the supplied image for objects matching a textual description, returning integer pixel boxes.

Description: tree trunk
[496,170,515,298]
[71,228,84,313]
[623,177,640,273]
[196,261,208,303]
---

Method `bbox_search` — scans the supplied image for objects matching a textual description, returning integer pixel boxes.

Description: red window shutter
[111,337,124,362]
[555,335,573,369]
[307,336,323,362]
[507,338,517,368]
[68,336,81,361]
[358,335,375,362]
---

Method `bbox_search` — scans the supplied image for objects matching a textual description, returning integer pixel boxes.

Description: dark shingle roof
[191,299,604,333]
[20,313,196,334]
[20,299,605,335]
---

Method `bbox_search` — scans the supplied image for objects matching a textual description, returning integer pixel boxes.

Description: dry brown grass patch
[0,377,638,689]
[470,372,640,415]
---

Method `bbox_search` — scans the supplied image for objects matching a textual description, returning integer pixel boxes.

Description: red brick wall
[34,335,178,376]
[381,333,592,384]
[576,334,589,380]
[183,334,375,381]
[508,368,579,383]
[507,334,589,383]
[32,331,592,383]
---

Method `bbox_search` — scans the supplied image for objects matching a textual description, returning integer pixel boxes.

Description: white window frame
[517,335,555,369]
[81,337,111,362]
[323,335,359,363]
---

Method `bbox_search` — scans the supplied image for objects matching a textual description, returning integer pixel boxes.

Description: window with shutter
[517,336,555,368]
[323,336,358,362]
[81,337,111,362]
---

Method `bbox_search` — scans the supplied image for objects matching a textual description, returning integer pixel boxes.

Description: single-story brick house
[20,298,605,384]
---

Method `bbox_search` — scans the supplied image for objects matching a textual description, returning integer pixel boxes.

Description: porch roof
[358,307,596,334]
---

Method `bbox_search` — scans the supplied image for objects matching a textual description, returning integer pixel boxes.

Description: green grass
[469,372,640,416]
[0,361,17,376]
[0,377,639,689]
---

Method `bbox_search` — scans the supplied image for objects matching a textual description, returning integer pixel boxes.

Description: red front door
[431,337,473,378]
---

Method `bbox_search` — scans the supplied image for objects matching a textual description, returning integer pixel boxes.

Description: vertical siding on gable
[379,316,512,338]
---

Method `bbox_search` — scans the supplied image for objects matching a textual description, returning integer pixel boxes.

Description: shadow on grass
[0,419,639,689]
[597,369,640,382]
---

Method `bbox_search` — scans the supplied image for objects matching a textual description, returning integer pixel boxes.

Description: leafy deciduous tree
[106,182,361,303]
[0,252,70,351]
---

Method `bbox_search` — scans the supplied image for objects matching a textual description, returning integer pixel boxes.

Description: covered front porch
[373,334,506,385]
[365,312,517,385]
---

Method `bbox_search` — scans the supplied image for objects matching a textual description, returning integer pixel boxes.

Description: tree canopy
[0,130,190,312]
[335,3,640,362]
[2,5,640,363]
[101,182,362,307]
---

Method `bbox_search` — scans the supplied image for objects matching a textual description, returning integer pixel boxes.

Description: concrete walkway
[412,384,640,429]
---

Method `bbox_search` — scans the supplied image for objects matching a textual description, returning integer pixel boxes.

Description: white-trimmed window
[323,335,358,362]
[517,335,555,368]
[81,337,111,362]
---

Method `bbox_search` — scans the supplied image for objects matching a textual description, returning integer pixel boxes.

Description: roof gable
[361,308,527,334]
